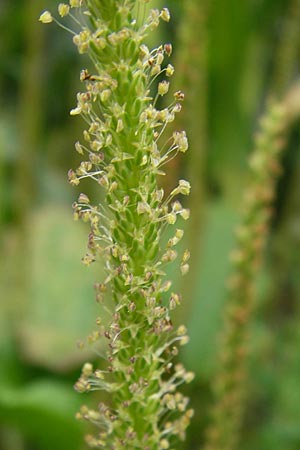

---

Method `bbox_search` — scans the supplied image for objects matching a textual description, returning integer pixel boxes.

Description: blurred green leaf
[0,379,84,450]
[183,200,239,377]
[19,204,106,372]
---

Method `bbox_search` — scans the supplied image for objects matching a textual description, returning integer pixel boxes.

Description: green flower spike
[204,93,300,450]
[40,1,193,449]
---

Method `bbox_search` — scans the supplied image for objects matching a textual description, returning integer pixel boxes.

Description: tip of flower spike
[39,11,53,23]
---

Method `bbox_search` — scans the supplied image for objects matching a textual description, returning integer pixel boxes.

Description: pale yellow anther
[58,3,70,17]
[180,335,190,346]
[100,89,111,102]
[184,371,195,383]
[160,7,171,22]
[166,212,176,225]
[180,263,189,276]
[75,141,84,155]
[182,249,190,263]
[177,325,187,336]
[178,179,191,195]
[70,0,81,7]
[166,64,175,77]
[39,11,53,23]
[180,208,190,220]
[82,362,93,377]
[70,106,82,116]
[158,80,169,96]
[116,118,124,133]
[175,229,184,239]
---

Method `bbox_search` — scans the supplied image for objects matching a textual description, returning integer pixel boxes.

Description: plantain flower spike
[40,1,193,448]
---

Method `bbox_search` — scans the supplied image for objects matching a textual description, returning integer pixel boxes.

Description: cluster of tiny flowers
[205,103,287,450]
[40,1,193,449]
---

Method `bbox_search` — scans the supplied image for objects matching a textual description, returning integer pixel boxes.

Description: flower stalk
[204,90,300,450]
[40,1,193,449]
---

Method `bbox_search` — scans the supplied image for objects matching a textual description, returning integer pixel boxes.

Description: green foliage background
[1,0,300,449]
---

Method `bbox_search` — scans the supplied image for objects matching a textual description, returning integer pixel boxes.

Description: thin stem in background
[203,86,300,450]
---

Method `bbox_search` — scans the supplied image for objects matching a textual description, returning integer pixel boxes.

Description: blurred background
[1,0,300,449]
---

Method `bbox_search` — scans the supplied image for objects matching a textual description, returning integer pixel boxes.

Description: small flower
[39,11,53,23]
